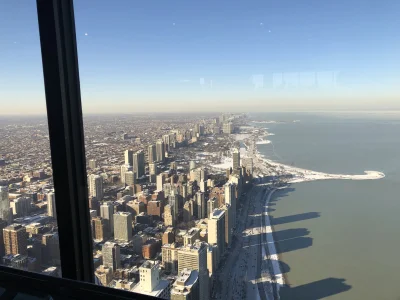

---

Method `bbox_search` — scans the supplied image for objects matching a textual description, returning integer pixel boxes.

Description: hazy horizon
[1,0,399,114]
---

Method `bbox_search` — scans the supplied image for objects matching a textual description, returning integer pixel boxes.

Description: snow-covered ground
[256,140,271,145]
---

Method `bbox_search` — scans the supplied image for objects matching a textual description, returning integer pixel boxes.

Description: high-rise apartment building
[224,182,236,225]
[11,197,31,218]
[3,224,28,255]
[162,242,179,274]
[0,186,11,224]
[113,212,132,242]
[164,205,175,227]
[149,163,157,183]
[102,241,121,271]
[222,122,233,134]
[195,192,206,220]
[177,241,209,300]
[171,269,199,300]
[47,192,56,218]
[124,149,133,166]
[120,164,132,185]
[91,217,110,242]
[221,204,233,249]
[124,171,136,186]
[100,202,114,234]
[89,174,104,200]
[207,198,217,219]
[156,140,165,162]
[156,174,165,191]
[132,260,171,299]
[133,150,145,179]
[208,209,226,264]
[148,144,157,164]
[232,148,240,170]
[168,191,179,221]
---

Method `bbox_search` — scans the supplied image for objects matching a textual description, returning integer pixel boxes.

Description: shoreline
[261,187,285,297]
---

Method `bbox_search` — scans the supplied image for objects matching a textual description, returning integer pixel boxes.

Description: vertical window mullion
[36,0,93,282]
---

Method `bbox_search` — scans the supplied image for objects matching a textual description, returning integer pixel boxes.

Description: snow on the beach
[256,140,271,145]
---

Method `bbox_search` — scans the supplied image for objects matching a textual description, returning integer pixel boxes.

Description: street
[212,184,277,300]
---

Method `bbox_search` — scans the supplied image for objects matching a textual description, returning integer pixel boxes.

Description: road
[212,185,277,300]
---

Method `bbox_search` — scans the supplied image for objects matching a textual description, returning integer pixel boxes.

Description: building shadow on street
[279,278,352,300]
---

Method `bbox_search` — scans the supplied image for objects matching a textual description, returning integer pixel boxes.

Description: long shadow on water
[248,183,352,298]
[279,278,352,300]
[270,212,321,226]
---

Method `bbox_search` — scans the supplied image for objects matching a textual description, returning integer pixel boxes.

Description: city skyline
[1,0,400,114]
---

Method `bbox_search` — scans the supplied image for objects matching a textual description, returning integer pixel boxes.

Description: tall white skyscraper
[208,208,226,264]
[120,164,132,185]
[133,150,145,179]
[224,182,236,225]
[47,192,57,218]
[124,149,133,166]
[156,140,165,162]
[148,144,156,164]
[113,212,132,242]
[89,174,103,200]
[100,202,114,234]
[0,186,11,224]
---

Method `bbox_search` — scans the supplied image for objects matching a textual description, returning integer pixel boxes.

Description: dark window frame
[1,0,156,299]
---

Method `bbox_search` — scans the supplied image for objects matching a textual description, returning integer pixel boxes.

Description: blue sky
[1,0,399,114]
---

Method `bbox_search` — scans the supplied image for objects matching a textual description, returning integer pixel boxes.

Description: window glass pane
[74,1,400,299]
[0,1,61,277]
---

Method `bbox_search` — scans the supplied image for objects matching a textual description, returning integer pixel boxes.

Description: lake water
[252,112,400,300]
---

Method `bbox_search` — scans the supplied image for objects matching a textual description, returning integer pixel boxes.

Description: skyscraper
[232,148,240,170]
[223,122,233,134]
[124,149,133,166]
[156,174,165,191]
[196,192,206,219]
[91,217,110,242]
[133,150,145,179]
[221,204,233,249]
[164,205,175,227]
[124,171,136,186]
[156,140,165,162]
[148,144,157,164]
[208,209,226,264]
[89,174,104,200]
[113,212,132,242]
[47,192,56,218]
[100,202,114,234]
[171,269,199,300]
[102,241,121,271]
[0,186,11,224]
[207,198,217,219]
[224,182,236,225]
[177,241,209,300]
[120,164,132,185]
[149,163,157,183]
[162,243,179,274]
[169,191,179,221]
[3,224,28,255]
